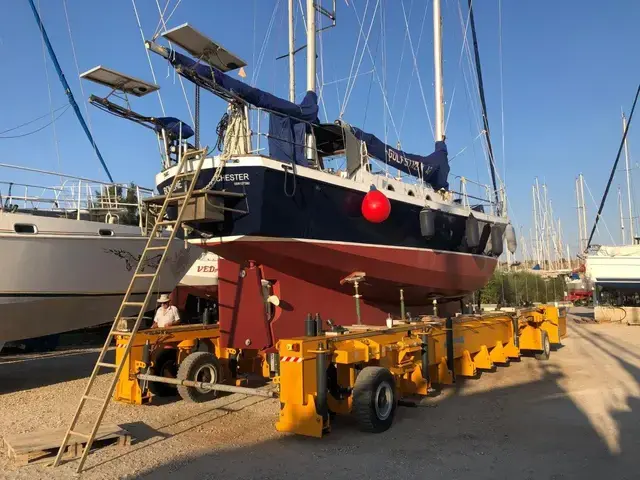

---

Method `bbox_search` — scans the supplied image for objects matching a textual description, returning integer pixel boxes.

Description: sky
[1,0,639,258]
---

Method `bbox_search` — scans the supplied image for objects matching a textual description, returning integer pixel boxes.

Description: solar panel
[80,66,159,97]
[161,23,247,72]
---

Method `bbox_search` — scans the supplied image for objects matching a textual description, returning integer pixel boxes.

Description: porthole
[14,223,37,234]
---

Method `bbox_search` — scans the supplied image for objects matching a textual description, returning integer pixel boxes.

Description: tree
[478,271,565,306]
[93,182,141,226]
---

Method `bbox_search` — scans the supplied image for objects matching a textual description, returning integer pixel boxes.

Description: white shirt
[154,305,180,327]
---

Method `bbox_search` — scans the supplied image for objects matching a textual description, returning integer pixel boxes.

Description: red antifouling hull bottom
[205,237,497,350]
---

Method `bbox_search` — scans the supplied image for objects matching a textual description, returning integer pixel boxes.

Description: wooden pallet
[4,423,131,466]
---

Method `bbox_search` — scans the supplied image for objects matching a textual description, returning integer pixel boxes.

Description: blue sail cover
[168,50,317,164]
[167,50,450,188]
[154,116,195,139]
[351,127,450,190]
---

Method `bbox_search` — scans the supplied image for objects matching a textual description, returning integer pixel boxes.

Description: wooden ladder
[52,147,208,473]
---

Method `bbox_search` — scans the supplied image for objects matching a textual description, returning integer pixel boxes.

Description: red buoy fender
[361,187,391,223]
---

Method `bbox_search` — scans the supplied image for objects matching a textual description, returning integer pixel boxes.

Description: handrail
[0,162,154,192]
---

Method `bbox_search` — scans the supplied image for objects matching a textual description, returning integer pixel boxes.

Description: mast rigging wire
[444,0,472,132]
[0,105,69,135]
[586,84,640,250]
[38,0,62,173]
[131,0,167,116]
[390,0,414,112]
[29,0,113,181]
[340,0,379,118]
[347,1,401,145]
[467,0,500,212]
[398,0,434,138]
[398,0,430,136]
[582,178,614,244]
[0,105,71,139]
[252,0,282,86]
[152,0,195,126]
[498,0,507,188]
[62,0,94,135]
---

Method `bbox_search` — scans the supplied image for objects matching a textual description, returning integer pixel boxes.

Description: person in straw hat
[151,293,180,328]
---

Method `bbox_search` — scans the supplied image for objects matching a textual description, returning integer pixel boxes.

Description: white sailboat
[0,3,204,352]
[0,168,201,351]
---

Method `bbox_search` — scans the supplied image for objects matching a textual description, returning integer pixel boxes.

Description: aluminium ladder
[52,147,208,473]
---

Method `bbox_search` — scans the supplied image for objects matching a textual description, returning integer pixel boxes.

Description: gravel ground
[2,308,640,479]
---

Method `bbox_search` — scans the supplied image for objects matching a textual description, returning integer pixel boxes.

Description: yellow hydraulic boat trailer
[113,305,566,438]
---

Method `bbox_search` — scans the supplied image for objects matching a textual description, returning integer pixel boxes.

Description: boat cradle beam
[275,306,567,438]
[112,307,566,438]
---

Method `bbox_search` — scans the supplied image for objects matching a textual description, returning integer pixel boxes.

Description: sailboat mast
[26,0,113,182]
[579,174,588,251]
[305,0,316,163]
[587,84,640,249]
[433,0,445,141]
[575,176,583,252]
[622,111,635,242]
[288,0,296,102]
[306,0,316,93]
[532,184,540,265]
[618,186,626,244]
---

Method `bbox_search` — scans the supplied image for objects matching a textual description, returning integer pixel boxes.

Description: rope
[204,104,249,191]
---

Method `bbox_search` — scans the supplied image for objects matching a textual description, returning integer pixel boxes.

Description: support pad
[218,258,392,350]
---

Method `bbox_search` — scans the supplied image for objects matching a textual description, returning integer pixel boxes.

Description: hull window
[14,223,37,234]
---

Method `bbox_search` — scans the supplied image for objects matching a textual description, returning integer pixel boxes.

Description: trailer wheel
[352,367,397,433]
[177,351,222,403]
[149,349,178,397]
[535,331,551,361]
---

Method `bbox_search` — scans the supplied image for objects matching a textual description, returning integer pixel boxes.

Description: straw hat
[157,294,171,304]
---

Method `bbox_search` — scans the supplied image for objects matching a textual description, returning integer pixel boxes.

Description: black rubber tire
[352,366,397,433]
[177,351,223,403]
[535,330,551,361]
[149,349,178,397]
